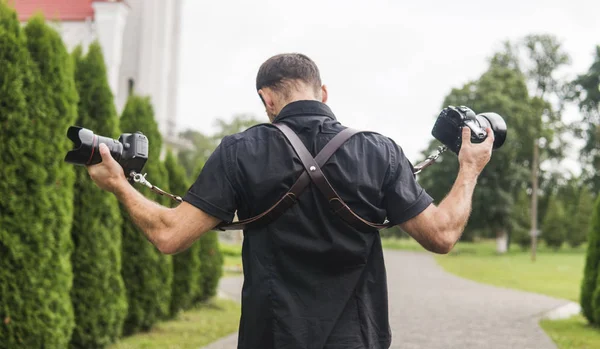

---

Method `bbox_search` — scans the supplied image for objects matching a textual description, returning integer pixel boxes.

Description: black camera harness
[129,124,447,232]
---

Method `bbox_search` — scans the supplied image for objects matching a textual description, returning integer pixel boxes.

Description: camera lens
[477,113,507,150]
[64,126,124,166]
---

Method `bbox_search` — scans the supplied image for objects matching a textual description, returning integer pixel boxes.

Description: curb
[542,302,581,320]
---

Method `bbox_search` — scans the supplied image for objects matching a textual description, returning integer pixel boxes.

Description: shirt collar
[273,100,336,123]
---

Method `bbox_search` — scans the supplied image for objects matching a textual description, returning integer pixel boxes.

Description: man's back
[184,100,433,349]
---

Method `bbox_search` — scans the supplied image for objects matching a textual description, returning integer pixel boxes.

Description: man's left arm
[88,143,221,255]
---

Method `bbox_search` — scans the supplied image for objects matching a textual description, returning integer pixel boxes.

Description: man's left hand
[87,143,128,193]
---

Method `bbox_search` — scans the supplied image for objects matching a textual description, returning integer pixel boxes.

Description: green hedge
[189,162,224,302]
[165,151,203,315]
[542,196,566,250]
[582,196,600,324]
[70,42,128,348]
[120,95,173,334]
[197,231,224,302]
[510,190,531,250]
[0,7,75,348]
[570,187,593,248]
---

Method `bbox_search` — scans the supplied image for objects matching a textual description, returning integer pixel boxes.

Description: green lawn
[108,298,240,349]
[436,243,585,302]
[541,315,600,349]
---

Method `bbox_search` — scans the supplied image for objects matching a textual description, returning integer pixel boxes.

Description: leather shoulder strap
[217,124,365,231]
[274,123,391,232]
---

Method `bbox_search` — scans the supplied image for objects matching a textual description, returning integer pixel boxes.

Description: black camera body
[431,106,507,154]
[64,126,149,176]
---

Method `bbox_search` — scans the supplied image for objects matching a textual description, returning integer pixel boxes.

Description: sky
[176,0,600,166]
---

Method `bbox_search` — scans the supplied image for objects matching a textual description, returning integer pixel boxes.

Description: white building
[14,0,182,143]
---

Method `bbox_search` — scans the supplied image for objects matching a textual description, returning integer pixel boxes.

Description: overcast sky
[176,0,600,165]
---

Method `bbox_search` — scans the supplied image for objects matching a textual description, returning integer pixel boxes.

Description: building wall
[52,21,95,53]
[93,1,129,97]
[116,0,143,114]
[119,0,182,139]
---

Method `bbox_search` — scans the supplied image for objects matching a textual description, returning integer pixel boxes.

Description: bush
[0,7,77,348]
[196,231,224,302]
[581,195,600,324]
[510,190,531,250]
[120,95,173,334]
[542,196,566,250]
[569,186,593,248]
[220,243,242,257]
[69,42,128,348]
[189,162,224,302]
[165,151,202,316]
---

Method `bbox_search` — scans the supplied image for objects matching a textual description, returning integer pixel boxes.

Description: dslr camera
[431,106,507,154]
[64,126,149,177]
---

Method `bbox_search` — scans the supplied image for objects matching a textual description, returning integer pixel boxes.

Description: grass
[540,315,600,349]
[108,298,240,349]
[435,241,585,302]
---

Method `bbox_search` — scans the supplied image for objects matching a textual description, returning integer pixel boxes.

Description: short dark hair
[256,53,322,99]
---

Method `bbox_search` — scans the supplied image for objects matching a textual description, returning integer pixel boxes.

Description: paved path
[203,250,569,349]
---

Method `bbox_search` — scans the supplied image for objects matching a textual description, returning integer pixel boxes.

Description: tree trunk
[531,139,539,261]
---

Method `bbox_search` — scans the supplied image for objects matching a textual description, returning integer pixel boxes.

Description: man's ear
[321,85,328,103]
[259,89,277,114]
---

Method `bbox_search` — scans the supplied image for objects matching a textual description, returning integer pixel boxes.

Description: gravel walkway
[202,250,569,349]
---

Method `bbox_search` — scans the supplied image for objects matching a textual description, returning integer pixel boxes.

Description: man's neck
[271,96,321,122]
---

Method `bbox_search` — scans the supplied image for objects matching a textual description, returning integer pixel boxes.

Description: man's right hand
[457,127,494,175]
[399,126,495,254]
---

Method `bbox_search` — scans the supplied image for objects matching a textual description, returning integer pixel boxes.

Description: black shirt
[184,100,433,349]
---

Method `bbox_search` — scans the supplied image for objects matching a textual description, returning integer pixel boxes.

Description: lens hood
[478,112,507,150]
[65,126,97,165]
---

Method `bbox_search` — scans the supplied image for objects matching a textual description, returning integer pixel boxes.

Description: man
[88,53,494,348]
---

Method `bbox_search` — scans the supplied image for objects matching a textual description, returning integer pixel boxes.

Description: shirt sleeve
[384,139,434,225]
[183,139,238,222]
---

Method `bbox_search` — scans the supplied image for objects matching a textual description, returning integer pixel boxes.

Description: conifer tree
[583,196,600,324]
[120,95,173,333]
[165,152,202,315]
[70,42,127,348]
[0,9,78,348]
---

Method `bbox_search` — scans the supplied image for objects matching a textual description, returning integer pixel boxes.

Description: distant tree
[522,34,571,101]
[541,196,566,250]
[511,190,531,250]
[69,42,128,348]
[211,113,264,140]
[570,186,594,248]
[120,95,173,333]
[165,151,202,315]
[583,196,600,324]
[177,130,215,178]
[572,46,600,191]
[178,114,263,178]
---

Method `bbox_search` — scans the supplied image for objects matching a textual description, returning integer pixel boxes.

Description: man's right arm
[399,127,494,254]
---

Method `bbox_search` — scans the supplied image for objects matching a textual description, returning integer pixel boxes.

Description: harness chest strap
[217,124,392,231]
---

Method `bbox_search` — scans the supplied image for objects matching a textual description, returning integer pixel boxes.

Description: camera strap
[217,123,392,232]
[412,145,447,175]
[130,172,183,203]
